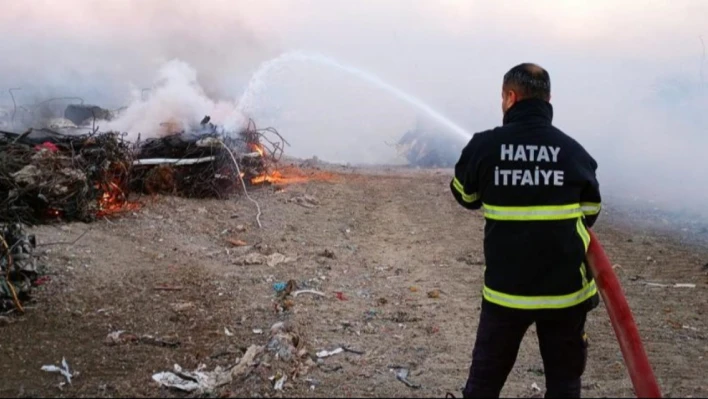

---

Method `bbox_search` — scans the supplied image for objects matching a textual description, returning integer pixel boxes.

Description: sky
[0,0,706,214]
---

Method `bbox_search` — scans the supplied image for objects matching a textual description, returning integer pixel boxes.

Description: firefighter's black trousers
[463,301,589,398]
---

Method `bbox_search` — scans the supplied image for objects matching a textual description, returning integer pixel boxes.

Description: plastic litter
[292,289,326,298]
[273,375,287,391]
[41,357,73,384]
[317,347,344,358]
[393,367,421,389]
[152,364,231,394]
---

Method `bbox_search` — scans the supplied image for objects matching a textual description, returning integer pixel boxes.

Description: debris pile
[0,128,134,224]
[130,118,287,198]
[0,223,41,313]
[152,321,315,395]
[397,126,462,168]
[0,116,290,224]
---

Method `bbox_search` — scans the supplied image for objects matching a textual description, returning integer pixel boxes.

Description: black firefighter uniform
[450,98,602,311]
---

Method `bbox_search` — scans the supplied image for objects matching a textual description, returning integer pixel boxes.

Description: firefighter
[450,63,601,398]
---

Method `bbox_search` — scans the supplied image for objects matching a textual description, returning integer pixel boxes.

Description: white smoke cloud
[105,60,246,141]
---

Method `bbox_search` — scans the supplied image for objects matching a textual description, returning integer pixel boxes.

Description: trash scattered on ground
[152,364,232,394]
[41,357,73,384]
[230,345,264,378]
[293,289,326,298]
[409,286,419,293]
[316,347,344,358]
[104,331,180,348]
[272,374,287,391]
[427,289,441,299]
[273,282,287,292]
[342,346,365,355]
[224,327,234,337]
[305,377,320,390]
[153,345,264,394]
[253,329,263,335]
[1,223,42,313]
[645,282,696,288]
[267,322,302,362]
[392,367,421,389]
[531,382,541,392]
[335,292,348,301]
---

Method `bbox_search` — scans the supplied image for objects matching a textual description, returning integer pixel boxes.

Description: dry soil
[0,164,706,398]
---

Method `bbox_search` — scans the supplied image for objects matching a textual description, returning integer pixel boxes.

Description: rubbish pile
[131,118,287,198]
[152,322,314,395]
[396,125,462,168]
[0,223,41,313]
[0,128,134,224]
[0,116,288,225]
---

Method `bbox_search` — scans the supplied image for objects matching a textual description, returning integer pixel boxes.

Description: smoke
[1,0,707,217]
[0,0,280,109]
[104,60,246,141]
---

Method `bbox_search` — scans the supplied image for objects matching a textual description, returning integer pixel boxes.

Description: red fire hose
[586,229,662,398]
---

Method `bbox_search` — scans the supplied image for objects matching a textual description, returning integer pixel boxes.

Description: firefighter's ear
[502,89,517,112]
[508,90,518,104]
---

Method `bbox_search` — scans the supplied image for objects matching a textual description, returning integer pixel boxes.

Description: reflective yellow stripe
[483,280,598,310]
[580,262,588,286]
[576,218,590,252]
[581,202,601,215]
[483,203,583,221]
[574,218,591,285]
[452,177,479,203]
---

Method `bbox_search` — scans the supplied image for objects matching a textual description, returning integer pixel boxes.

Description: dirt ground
[1,164,706,398]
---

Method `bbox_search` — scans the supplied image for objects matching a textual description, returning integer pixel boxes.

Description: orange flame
[249,166,336,186]
[96,180,139,217]
[249,143,265,157]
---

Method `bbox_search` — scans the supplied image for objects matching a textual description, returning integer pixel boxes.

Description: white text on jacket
[495,144,564,186]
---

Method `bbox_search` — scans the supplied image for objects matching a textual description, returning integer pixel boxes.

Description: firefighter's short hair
[503,63,551,101]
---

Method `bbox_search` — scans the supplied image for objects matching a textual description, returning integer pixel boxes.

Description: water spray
[236,51,473,142]
[586,229,662,398]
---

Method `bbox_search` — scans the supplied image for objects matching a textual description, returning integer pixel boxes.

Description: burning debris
[0,128,134,224]
[0,112,291,225]
[1,223,41,313]
[130,118,288,198]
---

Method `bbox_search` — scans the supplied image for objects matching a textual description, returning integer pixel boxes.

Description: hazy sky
[0,0,706,212]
